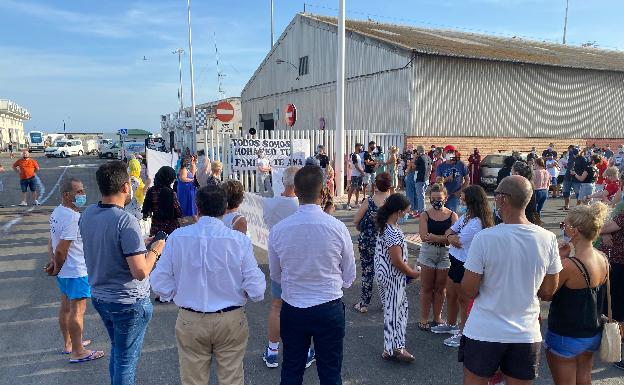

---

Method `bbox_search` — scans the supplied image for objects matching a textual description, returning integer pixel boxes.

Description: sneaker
[305,348,316,369]
[262,349,279,368]
[34,200,41,206]
[347,205,353,211]
[18,201,27,206]
[444,333,462,348]
[614,360,624,370]
[431,323,459,335]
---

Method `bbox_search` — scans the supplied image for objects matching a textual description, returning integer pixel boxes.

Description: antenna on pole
[562,0,569,44]
[214,32,226,99]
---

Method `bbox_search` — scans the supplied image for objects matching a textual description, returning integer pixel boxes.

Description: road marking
[1,158,71,234]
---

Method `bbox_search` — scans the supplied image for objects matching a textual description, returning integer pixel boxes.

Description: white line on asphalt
[1,159,71,234]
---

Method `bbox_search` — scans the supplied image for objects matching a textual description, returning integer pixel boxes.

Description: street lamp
[172,48,185,113]
[187,0,197,154]
[276,59,299,80]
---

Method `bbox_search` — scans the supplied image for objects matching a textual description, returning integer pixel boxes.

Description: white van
[83,139,98,155]
[45,139,84,158]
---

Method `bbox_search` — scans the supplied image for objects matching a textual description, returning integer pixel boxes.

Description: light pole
[270,0,274,48]
[172,48,185,112]
[334,0,346,197]
[562,0,569,44]
[187,0,197,154]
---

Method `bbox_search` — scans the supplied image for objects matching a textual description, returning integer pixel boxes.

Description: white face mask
[445,153,454,161]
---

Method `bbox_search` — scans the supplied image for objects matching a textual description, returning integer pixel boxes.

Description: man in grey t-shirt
[80,161,165,385]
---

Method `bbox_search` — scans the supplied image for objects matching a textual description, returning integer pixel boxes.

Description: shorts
[557,175,564,185]
[577,183,595,200]
[56,276,91,300]
[363,172,375,185]
[459,336,541,381]
[350,175,363,188]
[20,177,36,192]
[271,279,282,300]
[562,178,580,199]
[448,254,465,284]
[550,177,558,186]
[418,243,450,269]
[544,329,601,359]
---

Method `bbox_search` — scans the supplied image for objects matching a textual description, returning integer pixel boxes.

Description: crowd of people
[34,140,624,385]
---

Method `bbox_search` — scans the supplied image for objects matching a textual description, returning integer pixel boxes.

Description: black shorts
[458,336,541,381]
[557,175,564,185]
[448,254,465,284]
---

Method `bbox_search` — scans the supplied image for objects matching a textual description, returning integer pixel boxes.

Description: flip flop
[417,321,430,331]
[61,339,92,354]
[69,350,105,364]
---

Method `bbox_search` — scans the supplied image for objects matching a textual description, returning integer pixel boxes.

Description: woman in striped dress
[374,193,421,362]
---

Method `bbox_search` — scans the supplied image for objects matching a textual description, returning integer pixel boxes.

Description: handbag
[600,261,622,363]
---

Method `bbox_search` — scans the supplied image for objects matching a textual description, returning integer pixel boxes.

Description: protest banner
[146,149,179,184]
[230,138,309,171]
[239,192,269,250]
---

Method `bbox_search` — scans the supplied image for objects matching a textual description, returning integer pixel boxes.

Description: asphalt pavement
[0,153,622,384]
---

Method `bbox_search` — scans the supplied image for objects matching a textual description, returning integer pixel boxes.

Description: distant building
[241,13,624,155]
[160,97,241,154]
[0,99,30,149]
[119,129,153,143]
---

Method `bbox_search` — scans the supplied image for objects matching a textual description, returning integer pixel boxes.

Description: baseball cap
[443,145,456,153]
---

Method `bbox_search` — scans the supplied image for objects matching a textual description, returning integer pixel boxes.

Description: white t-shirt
[463,224,562,343]
[558,158,568,176]
[350,153,363,177]
[257,158,270,174]
[49,205,88,278]
[448,216,482,263]
[263,195,299,230]
[545,159,558,179]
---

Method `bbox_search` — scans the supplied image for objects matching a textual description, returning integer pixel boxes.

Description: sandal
[61,339,92,354]
[417,321,430,331]
[393,348,415,363]
[353,302,368,314]
[69,350,105,364]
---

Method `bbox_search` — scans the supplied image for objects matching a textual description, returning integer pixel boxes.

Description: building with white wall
[241,13,624,154]
[0,99,30,149]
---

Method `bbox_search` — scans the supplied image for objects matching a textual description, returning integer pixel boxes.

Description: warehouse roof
[305,13,624,72]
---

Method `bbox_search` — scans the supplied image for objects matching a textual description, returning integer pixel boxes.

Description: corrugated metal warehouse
[241,13,624,154]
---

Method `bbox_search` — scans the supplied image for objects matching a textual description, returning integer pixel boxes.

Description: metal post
[563,0,569,44]
[173,49,185,112]
[270,0,275,48]
[187,0,197,154]
[334,0,346,197]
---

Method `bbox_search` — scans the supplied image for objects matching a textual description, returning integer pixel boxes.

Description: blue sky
[1,0,622,134]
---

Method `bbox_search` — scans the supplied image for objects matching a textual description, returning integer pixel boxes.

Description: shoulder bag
[600,256,622,363]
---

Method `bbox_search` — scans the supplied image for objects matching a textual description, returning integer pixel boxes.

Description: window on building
[298,56,309,76]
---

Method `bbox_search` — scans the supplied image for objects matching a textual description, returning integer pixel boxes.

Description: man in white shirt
[257,149,273,196]
[151,184,265,385]
[45,178,104,363]
[461,176,562,385]
[269,165,356,385]
[347,143,364,210]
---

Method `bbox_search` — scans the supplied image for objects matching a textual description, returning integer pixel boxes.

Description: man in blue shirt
[435,145,469,212]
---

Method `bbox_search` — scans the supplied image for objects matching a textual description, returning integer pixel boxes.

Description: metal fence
[209,129,404,193]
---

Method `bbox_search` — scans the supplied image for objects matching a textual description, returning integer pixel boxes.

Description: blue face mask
[74,194,87,207]
[457,204,467,216]
[398,212,409,224]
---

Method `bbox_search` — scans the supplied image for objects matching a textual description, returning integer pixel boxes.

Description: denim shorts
[544,329,601,358]
[56,276,91,300]
[562,179,580,199]
[350,175,363,188]
[271,279,282,300]
[20,177,36,192]
[363,172,375,185]
[577,183,595,201]
[418,243,450,269]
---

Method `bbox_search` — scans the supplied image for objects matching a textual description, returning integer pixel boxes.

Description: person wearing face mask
[435,145,469,212]
[257,149,273,197]
[79,161,166,384]
[468,148,481,186]
[543,203,609,384]
[12,149,40,206]
[45,177,104,363]
[417,182,457,331]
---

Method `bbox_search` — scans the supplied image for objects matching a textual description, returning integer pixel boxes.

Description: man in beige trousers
[151,184,266,385]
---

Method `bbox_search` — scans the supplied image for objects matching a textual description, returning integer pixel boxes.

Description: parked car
[97,139,113,154]
[83,139,98,155]
[480,153,529,189]
[99,141,121,159]
[45,140,84,158]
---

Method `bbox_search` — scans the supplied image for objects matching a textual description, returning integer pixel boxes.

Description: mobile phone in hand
[147,231,168,250]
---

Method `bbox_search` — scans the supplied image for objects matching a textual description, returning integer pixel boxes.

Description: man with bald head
[460,176,562,385]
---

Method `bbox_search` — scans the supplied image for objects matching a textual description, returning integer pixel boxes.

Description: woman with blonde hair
[221,179,248,235]
[542,203,609,384]
[386,146,399,194]
[206,160,223,186]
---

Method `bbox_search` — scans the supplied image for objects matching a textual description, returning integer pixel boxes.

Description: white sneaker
[34,200,41,206]
[431,323,460,334]
[444,333,462,348]
[18,201,27,206]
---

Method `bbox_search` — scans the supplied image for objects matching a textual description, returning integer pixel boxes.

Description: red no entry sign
[285,104,297,127]
[216,101,234,122]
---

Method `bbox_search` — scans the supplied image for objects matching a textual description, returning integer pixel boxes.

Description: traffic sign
[215,101,234,122]
[118,128,128,137]
[285,104,297,127]
[217,122,234,135]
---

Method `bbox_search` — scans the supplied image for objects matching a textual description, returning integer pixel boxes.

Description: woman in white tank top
[221,180,248,235]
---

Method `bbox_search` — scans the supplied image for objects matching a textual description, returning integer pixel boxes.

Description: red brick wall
[405,137,624,156]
